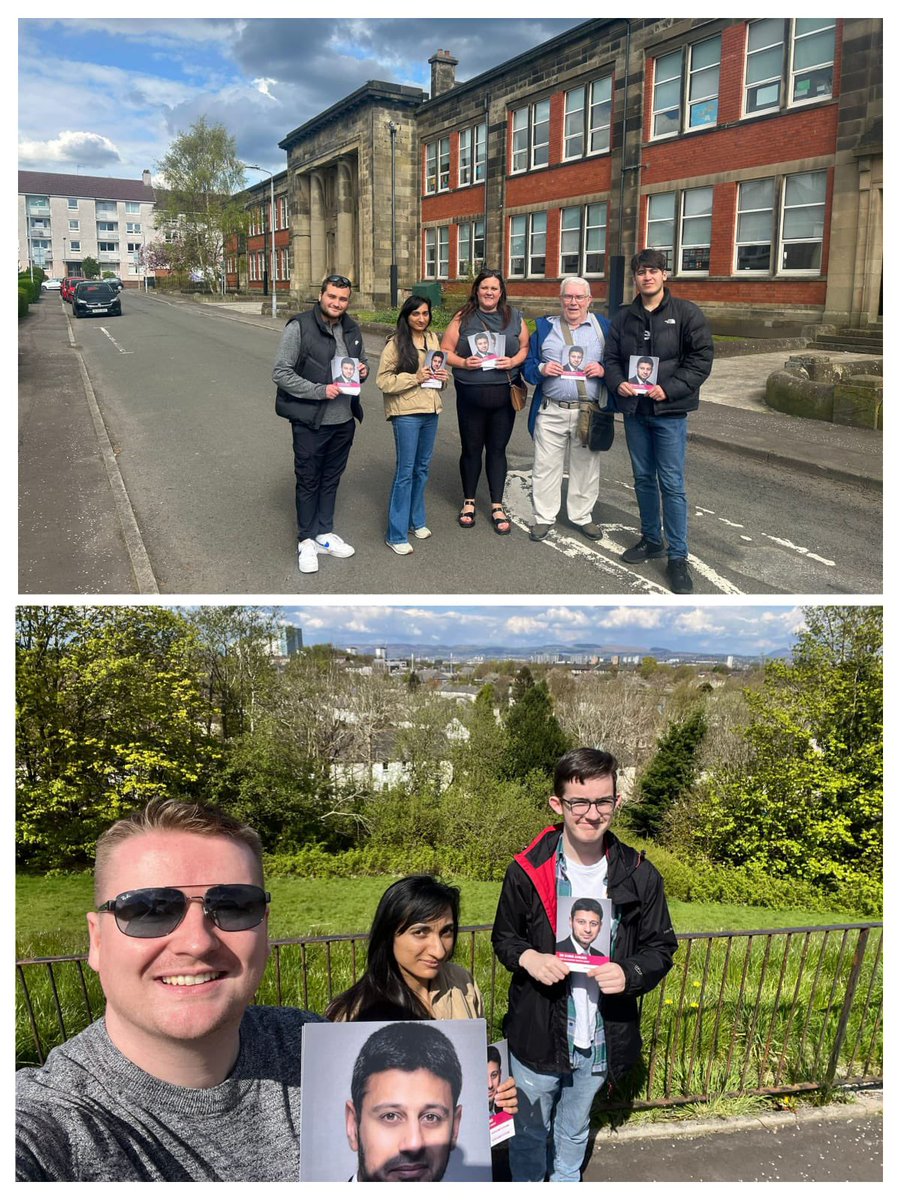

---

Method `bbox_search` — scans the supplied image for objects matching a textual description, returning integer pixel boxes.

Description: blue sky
[18,16,587,180]
[275,604,813,655]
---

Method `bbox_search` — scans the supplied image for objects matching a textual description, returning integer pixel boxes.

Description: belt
[547,399,581,409]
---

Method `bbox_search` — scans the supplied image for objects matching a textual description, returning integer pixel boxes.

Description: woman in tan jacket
[377,295,448,555]
[325,876,517,1111]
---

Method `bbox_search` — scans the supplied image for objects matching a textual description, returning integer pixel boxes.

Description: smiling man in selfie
[492,747,676,1182]
[16,798,323,1181]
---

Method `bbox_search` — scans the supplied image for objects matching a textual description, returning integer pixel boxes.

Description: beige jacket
[428,962,485,1019]
[377,331,445,419]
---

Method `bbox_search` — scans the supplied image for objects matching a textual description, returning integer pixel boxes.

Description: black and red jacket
[491,825,677,1079]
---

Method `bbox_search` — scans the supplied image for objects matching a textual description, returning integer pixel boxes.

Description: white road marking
[718,517,745,528]
[760,534,836,565]
[504,471,743,594]
[100,326,131,354]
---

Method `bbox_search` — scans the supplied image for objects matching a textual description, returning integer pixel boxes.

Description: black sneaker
[621,537,666,564]
[529,523,553,541]
[579,522,604,540]
[666,558,694,593]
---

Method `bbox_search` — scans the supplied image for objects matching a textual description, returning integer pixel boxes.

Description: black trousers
[455,382,515,503]
[290,418,356,541]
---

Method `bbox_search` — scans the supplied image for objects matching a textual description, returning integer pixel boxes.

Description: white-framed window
[779,170,827,273]
[126,222,141,234]
[278,197,288,228]
[280,248,289,279]
[564,76,613,159]
[67,197,79,210]
[560,203,607,276]
[458,121,487,187]
[735,178,775,272]
[69,241,81,252]
[26,195,50,212]
[509,212,547,278]
[646,193,676,270]
[98,241,118,253]
[424,226,449,278]
[651,35,721,138]
[511,99,551,173]
[646,187,712,273]
[127,242,141,253]
[125,202,140,214]
[96,201,117,216]
[68,220,80,232]
[679,187,714,273]
[97,222,118,233]
[425,137,451,194]
[744,19,835,115]
[457,218,485,276]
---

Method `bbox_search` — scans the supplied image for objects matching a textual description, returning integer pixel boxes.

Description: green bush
[18,284,31,317]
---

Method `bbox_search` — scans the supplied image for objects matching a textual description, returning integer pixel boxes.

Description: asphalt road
[39,292,882,595]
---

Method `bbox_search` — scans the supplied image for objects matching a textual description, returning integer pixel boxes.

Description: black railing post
[823,926,870,1091]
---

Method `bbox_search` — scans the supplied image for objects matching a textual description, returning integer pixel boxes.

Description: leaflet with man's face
[561,345,588,379]
[467,332,499,368]
[423,349,446,388]
[299,1019,492,1182]
[331,354,361,394]
[486,1038,515,1146]
[628,354,660,393]
[555,894,611,972]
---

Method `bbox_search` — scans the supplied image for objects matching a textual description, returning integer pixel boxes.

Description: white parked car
[41,278,62,291]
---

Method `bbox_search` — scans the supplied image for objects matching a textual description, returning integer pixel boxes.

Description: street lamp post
[242,163,277,319]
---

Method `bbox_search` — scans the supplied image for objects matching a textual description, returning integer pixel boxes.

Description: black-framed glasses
[323,274,352,289]
[97,884,270,938]
[560,798,616,816]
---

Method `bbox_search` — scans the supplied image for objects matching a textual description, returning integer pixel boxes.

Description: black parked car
[73,281,122,318]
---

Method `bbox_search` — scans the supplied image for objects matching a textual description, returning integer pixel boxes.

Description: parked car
[72,281,122,318]
[103,276,123,292]
[61,277,84,302]
[40,278,62,291]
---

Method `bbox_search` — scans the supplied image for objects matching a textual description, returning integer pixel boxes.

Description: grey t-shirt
[16,1006,324,1181]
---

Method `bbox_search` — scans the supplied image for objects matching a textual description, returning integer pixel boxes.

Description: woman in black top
[440,270,529,534]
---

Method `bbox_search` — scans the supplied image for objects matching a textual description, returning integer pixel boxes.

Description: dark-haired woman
[377,295,448,554]
[440,270,528,535]
[325,876,517,1112]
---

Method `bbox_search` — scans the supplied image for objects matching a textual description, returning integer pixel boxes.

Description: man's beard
[356,1137,452,1182]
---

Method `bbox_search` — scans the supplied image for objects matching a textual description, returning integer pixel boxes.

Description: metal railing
[16,922,882,1108]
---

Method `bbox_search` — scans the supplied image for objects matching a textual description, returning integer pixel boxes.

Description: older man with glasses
[16,798,324,1180]
[492,747,676,1182]
[273,273,369,574]
[522,278,611,543]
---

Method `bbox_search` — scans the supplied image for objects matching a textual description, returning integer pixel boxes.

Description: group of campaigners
[16,747,677,1182]
[272,250,713,592]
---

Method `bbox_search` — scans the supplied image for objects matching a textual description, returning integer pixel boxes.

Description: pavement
[18,293,883,593]
[580,1089,883,1182]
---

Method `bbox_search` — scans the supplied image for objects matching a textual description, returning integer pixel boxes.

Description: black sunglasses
[323,274,352,289]
[97,884,270,938]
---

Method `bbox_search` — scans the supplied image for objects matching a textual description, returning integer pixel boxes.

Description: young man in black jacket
[273,274,369,575]
[604,249,713,594]
[492,747,676,1182]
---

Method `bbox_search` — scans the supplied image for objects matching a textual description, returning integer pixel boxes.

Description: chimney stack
[142,169,152,187]
[429,49,459,99]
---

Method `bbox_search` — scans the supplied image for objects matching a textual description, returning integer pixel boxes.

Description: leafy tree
[630,707,707,838]
[639,656,658,679]
[155,117,247,289]
[186,606,280,739]
[504,680,570,781]
[511,666,535,702]
[689,607,882,899]
[16,606,218,869]
[81,256,100,279]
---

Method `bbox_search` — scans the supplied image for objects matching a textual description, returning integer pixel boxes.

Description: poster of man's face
[628,354,659,388]
[299,1020,492,1181]
[555,895,612,971]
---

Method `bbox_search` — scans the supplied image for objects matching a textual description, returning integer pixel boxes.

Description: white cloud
[544,607,593,627]
[505,616,548,635]
[673,609,726,635]
[18,130,121,166]
[597,608,664,630]
[253,77,280,100]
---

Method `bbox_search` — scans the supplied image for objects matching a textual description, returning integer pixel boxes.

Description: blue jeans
[509,1048,605,1182]
[623,412,689,559]
[386,413,439,544]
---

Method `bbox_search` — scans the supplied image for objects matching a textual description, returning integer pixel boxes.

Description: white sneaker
[387,540,414,555]
[411,526,432,539]
[297,538,319,573]
[315,532,355,558]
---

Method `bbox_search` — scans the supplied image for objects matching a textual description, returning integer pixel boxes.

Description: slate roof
[18,170,155,203]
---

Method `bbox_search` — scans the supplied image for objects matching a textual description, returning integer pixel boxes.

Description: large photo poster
[300,1019,493,1181]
